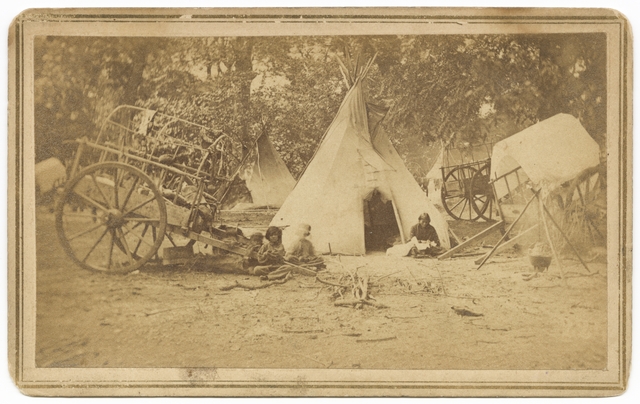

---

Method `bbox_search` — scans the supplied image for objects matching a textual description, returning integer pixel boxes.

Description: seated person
[242,232,264,273]
[409,213,443,256]
[285,224,325,268]
[263,224,326,281]
[250,226,286,276]
[386,212,444,257]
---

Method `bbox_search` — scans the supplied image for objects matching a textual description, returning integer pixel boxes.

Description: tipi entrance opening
[364,189,400,252]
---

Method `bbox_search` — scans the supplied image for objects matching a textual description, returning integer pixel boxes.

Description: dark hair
[264,226,282,244]
[419,213,431,222]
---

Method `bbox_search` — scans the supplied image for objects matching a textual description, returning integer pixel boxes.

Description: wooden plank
[168,225,248,256]
[473,224,539,264]
[389,191,406,244]
[437,220,504,260]
[477,189,540,270]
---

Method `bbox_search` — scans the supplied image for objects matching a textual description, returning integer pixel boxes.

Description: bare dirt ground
[36,207,607,370]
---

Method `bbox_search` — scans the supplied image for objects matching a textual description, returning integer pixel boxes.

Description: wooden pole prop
[477,189,540,270]
[541,202,592,273]
[538,195,566,282]
[389,195,406,244]
[473,224,538,265]
[437,220,504,260]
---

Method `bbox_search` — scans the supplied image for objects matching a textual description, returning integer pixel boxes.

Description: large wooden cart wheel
[441,166,481,221]
[561,164,606,245]
[469,163,495,221]
[55,162,167,273]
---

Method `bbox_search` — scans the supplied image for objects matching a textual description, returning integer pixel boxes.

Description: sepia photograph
[6,4,632,397]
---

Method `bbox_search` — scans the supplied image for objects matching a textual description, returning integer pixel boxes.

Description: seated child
[265,224,326,281]
[284,224,324,268]
[250,226,286,276]
[242,232,264,273]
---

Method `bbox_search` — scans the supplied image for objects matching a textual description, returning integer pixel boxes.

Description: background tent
[35,157,66,196]
[425,147,444,207]
[221,133,296,210]
[270,78,450,255]
[491,113,601,199]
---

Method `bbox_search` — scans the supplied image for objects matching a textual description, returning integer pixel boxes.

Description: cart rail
[55,106,256,273]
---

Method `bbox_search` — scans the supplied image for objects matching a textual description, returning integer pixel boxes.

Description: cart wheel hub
[104,209,125,228]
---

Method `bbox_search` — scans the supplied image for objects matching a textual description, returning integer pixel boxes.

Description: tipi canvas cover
[239,133,296,208]
[271,79,450,254]
[491,113,601,199]
[223,133,296,210]
[425,147,444,207]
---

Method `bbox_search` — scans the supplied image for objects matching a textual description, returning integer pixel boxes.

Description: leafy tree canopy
[34,34,606,179]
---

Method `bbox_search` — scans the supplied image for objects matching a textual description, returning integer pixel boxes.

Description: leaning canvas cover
[7,7,632,398]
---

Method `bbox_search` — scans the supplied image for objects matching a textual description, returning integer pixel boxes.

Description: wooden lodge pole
[539,195,566,283]
[541,202,592,273]
[476,188,540,270]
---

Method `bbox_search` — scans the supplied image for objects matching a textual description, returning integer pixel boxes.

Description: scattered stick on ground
[316,275,349,288]
[282,329,324,334]
[334,299,389,309]
[356,336,397,343]
[144,306,193,317]
[290,352,331,368]
[219,274,291,291]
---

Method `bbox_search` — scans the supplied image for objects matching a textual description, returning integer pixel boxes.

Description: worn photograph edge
[7,6,633,397]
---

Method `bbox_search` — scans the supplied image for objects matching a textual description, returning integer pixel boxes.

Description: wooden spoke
[441,166,480,221]
[67,222,105,242]
[123,223,155,249]
[123,197,156,216]
[90,174,112,209]
[57,162,167,273]
[116,228,134,265]
[81,227,109,263]
[113,167,120,209]
[133,224,150,256]
[72,190,109,213]
[449,196,466,211]
[120,221,144,237]
[120,176,140,212]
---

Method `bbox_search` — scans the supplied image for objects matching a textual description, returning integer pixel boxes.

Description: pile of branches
[317,271,388,309]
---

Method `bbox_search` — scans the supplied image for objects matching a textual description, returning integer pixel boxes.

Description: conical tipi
[220,133,296,210]
[271,74,450,255]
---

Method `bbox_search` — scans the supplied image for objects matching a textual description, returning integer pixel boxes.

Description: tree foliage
[34,34,607,179]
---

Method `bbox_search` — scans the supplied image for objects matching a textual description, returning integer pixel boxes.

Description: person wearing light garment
[408,213,443,257]
[386,212,443,257]
[285,224,325,268]
[266,223,325,280]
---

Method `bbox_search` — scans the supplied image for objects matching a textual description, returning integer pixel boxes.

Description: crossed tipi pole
[476,187,591,277]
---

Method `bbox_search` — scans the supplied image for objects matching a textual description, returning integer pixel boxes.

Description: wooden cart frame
[55,105,250,273]
[439,142,496,221]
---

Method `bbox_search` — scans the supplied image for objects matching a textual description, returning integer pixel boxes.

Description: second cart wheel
[441,166,480,221]
[469,163,495,221]
[55,162,167,273]
[561,165,606,246]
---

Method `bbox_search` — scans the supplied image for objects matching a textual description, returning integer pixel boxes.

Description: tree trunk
[121,39,150,106]
[232,38,257,155]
